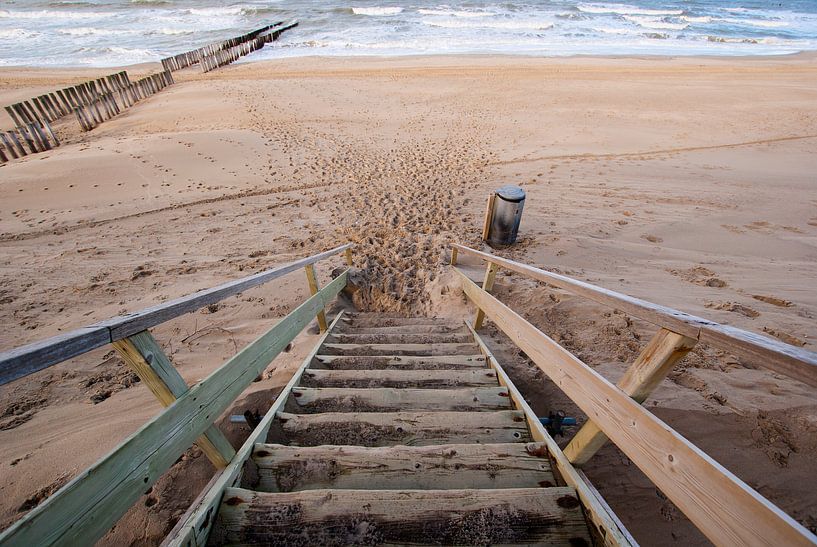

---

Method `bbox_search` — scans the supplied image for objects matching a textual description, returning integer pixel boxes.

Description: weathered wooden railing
[0,244,352,546]
[451,243,817,546]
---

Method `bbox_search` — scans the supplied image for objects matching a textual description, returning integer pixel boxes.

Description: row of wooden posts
[1,70,174,164]
[161,21,298,73]
[74,70,174,131]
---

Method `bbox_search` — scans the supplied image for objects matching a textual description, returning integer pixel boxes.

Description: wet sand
[0,54,816,544]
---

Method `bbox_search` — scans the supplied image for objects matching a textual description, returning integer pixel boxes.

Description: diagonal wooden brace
[112,330,236,468]
[473,262,500,330]
[563,327,697,467]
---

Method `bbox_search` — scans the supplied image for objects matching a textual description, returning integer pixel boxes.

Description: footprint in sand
[752,295,793,308]
[668,266,728,288]
[705,301,760,318]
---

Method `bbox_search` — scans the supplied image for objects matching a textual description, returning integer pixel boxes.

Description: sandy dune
[0,54,816,544]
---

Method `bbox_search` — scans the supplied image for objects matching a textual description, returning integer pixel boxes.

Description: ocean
[1,0,817,67]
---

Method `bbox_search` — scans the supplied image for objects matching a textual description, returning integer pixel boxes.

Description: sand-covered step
[326,333,474,345]
[299,368,498,389]
[342,316,462,328]
[286,387,512,413]
[268,410,530,446]
[212,486,592,546]
[321,343,480,356]
[334,324,469,335]
[251,442,555,492]
[312,354,487,370]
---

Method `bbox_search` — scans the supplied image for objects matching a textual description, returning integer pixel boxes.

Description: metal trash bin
[486,185,525,246]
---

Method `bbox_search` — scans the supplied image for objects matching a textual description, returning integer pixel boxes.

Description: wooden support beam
[344,247,353,266]
[450,246,458,265]
[112,331,235,469]
[481,193,496,241]
[474,261,499,330]
[454,268,816,547]
[564,328,697,467]
[304,263,328,332]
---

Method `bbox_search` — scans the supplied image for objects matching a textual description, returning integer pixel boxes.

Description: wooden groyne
[161,21,298,73]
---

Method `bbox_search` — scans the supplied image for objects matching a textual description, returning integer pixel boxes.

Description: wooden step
[321,343,480,356]
[212,487,592,546]
[269,410,530,446]
[343,316,462,328]
[327,333,474,345]
[251,442,556,492]
[299,369,498,389]
[286,387,512,413]
[312,354,487,370]
[335,324,469,335]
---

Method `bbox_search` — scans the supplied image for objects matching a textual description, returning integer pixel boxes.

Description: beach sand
[0,54,816,544]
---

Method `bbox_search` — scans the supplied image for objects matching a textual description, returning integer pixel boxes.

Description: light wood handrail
[451,243,817,387]
[0,244,352,386]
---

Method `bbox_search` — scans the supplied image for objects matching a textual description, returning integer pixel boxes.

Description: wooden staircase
[208,312,595,546]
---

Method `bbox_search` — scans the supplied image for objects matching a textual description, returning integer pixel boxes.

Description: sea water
[1,0,817,67]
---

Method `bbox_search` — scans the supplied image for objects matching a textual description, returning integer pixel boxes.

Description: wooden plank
[327,332,473,344]
[481,193,496,241]
[270,410,529,447]
[252,442,555,492]
[344,247,353,266]
[455,268,817,546]
[334,324,469,335]
[161,312,346,547]
[212,486,591,546]
[342,316,462,328]
[0,273,348,546]
[287,386,511,413]
[321,342,480,356]
[0,245,351,386]
[564,328,697,466]
[112,332,235,469]
[0,326,111,386]
[474,261,499,329]
[299,368,498,388]
[452,244,817,387]
[450,246,458,265]
[312,354,487,370]
[303,264,327,332]
[467,322,635,547]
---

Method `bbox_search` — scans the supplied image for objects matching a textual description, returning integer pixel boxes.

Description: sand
[0,53,816,544]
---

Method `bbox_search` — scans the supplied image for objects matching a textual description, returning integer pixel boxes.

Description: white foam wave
[418,9,493,18]
[352,7,403,16]
[577,3,683,16]
[623,15,688,30]
[0,9,115,20]
[682,16,713,24]
[0,28,41,39]
[423,18,554,30]
[719,17,788,28]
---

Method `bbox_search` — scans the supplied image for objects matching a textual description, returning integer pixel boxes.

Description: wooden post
[344,247,353,266]
[563,327,697,467]
[450,247,458,266]
[112,330,235,469]
[473,262,499,330]
[481,193,496,242]
[304,264,328,332]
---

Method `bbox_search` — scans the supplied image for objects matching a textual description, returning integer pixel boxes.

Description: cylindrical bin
[486,185,525,246]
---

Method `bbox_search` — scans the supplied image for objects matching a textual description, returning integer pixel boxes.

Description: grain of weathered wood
[467,322,635,547]
[300,368,498,388]
[327,332,473,344]
[334,324,469,335]
[0,273,347,546]
[112,332,235,468]
[564,328,697,466]
[270,410,530,447]
[213,486,591,546]
[456,268,817,546]
[161,312,346,547]
[452,243,817,387]
[287,386,512,413]
[322,342,480,356]
[474,261,499,330]
[312,354,487,370]
[481,193,496,241]
[0,245,351,386]
[303,263,327,332]
[251,442,555,492]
